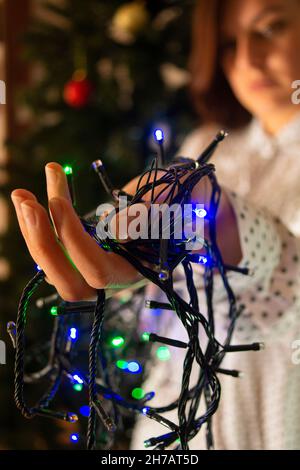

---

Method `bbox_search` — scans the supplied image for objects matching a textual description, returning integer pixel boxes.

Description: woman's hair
[189,0,252,129]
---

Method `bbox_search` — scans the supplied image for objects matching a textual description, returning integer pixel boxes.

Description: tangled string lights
[8,130,264,450]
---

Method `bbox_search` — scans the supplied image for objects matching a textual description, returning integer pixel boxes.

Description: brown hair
[189,0,252,129]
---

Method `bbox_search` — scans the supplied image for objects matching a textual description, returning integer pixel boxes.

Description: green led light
[111,336,125,348]
[73,384,83,392]
[116,360,128,370]
[131,388,145,400]
[64,165,73,175]
[156,346,171,361]
[50,306,58,316]
[141,332,150,342]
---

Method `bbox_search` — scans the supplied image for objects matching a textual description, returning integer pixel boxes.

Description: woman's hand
[11,162,242,303]
[11,163,140,302]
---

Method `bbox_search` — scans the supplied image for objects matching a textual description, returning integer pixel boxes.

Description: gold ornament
[111,1,149,44]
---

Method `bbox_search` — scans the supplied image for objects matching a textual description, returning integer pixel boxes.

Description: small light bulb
[127,361,142,374]
[154,129,164,142]
[156,346,171,361]
[131,388,145,400]
[69,327,77,340]
[141,332,150,342]
[111,336,125,348]
[64,166,73,175]
[116,360,128,370]
[79,405,90,417]
[50,306,58,316]
[70,433,79,442]
[194,208,207,218]
[67,413,78,423]
[159,269,169,281]
[143,391,155,401]
[73,374,83,384]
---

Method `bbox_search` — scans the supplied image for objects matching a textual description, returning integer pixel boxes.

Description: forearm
[215,188,243,267]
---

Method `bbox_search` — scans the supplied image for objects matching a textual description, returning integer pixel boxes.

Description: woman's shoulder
[178,122,252,161]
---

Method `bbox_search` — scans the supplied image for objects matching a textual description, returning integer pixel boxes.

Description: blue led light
[36,265,42,271]
[73,374,84,384]
[127,361,142,374]
[116,360,142,374]
[79,405,90,417]
[142,406,150,415]
[144,391,155,401]
[151,308,162,317]
[69,327,77,341]
[198,255,208,265]
[193,208,207,219]
[70,433,79,442]
[154,129,164,142]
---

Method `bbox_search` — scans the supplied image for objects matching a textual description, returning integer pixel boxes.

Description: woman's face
[220,0,300,121]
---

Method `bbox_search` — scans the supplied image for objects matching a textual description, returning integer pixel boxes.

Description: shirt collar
[247,111,300,160]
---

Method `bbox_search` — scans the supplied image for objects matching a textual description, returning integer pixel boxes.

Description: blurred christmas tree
[0,0,197,449]
[8,0,197,213]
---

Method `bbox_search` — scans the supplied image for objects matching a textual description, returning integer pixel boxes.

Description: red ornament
[63,77,93,108]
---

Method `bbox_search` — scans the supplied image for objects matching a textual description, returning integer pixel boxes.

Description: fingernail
[46,166,58,185]
[49,198,63,226]
[21,202,37,227]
